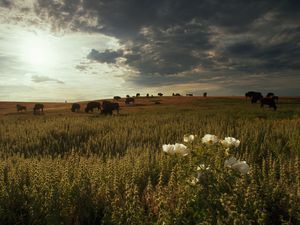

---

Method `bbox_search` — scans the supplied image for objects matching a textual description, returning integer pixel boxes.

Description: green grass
[0,98,299,224]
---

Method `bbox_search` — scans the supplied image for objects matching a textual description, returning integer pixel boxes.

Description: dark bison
[203,92,207,97]
[260,98,277,111]
[33,103,44,114]
[71,103,80,112]
[136,93,140,97]
[85,101,101,113]
[158,93,163,97]
[102,101,120,115]
[114,96,121,101]
[16,104,26,112]
[125,97,135,104]
[245,91,263,103]
[186,93,193,96]
[175,93,181,96]
[266,92,275,98]
[126,95,130,98]
[146,93,149,97]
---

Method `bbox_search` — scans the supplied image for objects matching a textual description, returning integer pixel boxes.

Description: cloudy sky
[0,0,299,101]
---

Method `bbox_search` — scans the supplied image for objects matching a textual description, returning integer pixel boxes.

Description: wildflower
[197,164,210,171]
[224,156,238,167]
[162,144,175,155]
[220,137,240,148]
[190,177,199,185]
[201,134,219,145]
[231,161,249,175]
[183,134,195,143]
[174,143,189,156]
[224,156,249,175]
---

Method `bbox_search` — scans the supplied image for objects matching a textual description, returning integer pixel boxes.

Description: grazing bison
[203,92,207,97]
[158,93,163,97]
[126,95,130,98]
[245,91,263,103]
[85,101,101,113]
[102,101,120,115]
[186,93,193,96]
[136,93,140,97]
[71,103,80,112]
[146,93,149,97]
[114,96,121,101]
[16,104,26,112]
[33,103,44,114]
[175,93,181,96]
[260,98,277,111]
[125,97,135,104]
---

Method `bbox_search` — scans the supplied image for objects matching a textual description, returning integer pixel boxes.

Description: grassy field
[0,96,299,224]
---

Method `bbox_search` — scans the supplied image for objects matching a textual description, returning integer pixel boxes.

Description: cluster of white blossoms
[224,156,249,175]
[163,134,249,183]
[162,143,190,156]
[220,137,240,148]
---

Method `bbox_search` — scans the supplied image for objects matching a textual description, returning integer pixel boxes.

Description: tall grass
[0,99,299,224]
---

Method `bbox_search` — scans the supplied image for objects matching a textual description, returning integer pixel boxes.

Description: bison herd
[245,91,279,111]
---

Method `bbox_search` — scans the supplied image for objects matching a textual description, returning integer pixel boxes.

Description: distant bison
[136,93,140,97]
[85,101,101,113]
[245,91,263,103]
[102,101,120,115]
[125,97,135,104]
[260,98,277,111]
[71,103,80,112]
[203,92,207,97]
[33,103,44,114]
[114,96,121,101]
[126,95,130,98]
[158,93,163,97]
[175,93,181,96]
[16,104,26,112]
[266,92,275,98]
[186,93,193,96]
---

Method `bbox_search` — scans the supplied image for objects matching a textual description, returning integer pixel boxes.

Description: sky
[0,0,299,101]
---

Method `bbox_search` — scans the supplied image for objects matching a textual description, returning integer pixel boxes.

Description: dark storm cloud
[31,75,64,84]
[87,49,123,64]
[15,0,300,93]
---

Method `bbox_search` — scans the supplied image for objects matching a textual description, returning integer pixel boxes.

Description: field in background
[0,97,299,224]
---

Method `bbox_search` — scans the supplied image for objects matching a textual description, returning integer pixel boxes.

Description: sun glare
[22,33,58,67]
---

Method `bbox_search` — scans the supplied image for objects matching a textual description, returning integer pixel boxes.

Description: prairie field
[0,96,300,225]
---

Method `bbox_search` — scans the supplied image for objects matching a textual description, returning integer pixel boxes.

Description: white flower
[183,134,195,143]
[201,134,219,145]
[174,143,189,156]
[231,161,249,175]
[197,164,210,171]
[220,137,240,148]
[190,177,199,185]
[224,156,238,167]
[224,156,249,175]
[162,144,175,155]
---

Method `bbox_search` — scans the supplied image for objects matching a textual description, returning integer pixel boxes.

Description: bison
[102,101,120,115]
[203,92,207,97]
[158,93,163,97]
[245,91,263,103]
[33,103,44,114]
[85,101,101,113]
[260,98,277,111]
[16,104,26,112]
[114,96,121,101]
[71,103,80,112]
[125,97,135,104]
[136,93,140,97]
[186,93,193,96]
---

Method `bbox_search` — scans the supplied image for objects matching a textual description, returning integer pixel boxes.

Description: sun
[22,33,57,67]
